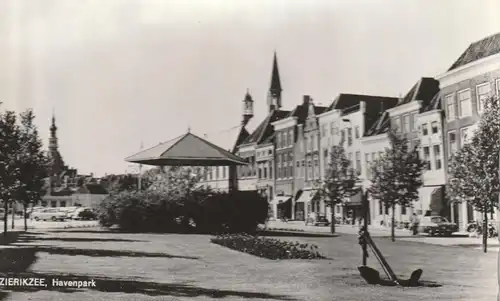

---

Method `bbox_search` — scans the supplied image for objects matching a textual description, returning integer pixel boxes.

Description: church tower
[47,113,66,177]
[242,89,254,126]
[267,52,282,112]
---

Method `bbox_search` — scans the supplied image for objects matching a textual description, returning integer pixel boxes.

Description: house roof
[286,101,327,125]
[327,93,398,112]
[241,109,290,145]
[448,32,500,71]
[422,92,442,112]
[77,184,108,195]
[397,77,440,108]
[125,132,248,166]
[365,111,390,137]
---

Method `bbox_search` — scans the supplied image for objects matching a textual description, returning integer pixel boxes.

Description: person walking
[410,213,420,235]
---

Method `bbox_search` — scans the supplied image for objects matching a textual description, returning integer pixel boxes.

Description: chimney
[303,95,310,104]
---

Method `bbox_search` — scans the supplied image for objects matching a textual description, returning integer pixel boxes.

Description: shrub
[210,233,326,260]
[98,188,268,233]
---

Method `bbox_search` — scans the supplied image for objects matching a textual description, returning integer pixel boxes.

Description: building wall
[255,143,275,201]
[416,110,446,186]
[275,126,294,197]
[438,59,500,230]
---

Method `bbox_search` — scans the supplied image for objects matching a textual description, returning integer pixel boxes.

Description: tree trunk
[391,204,395,242]
[483,210,488,253]
[24,204,28,231]
[330,208,336,234]
[11,201,15,229]
[3,200,8,236]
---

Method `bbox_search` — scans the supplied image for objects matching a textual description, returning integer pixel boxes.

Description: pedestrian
[410,213,419,235]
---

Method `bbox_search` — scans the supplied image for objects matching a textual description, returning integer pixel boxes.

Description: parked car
[31,208,67,221]
[418,216,458,237]
[314,215,331,227]
[70,208,97,220]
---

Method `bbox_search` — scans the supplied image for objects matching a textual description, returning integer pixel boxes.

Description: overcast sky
[1,0,499,176]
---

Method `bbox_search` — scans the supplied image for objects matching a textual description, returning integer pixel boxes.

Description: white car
[31,208,67,221]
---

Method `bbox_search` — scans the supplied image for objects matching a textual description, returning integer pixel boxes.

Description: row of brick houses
[199,32,500,231]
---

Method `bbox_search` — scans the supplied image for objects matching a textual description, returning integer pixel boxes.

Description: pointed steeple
[270,52,282,95]
[267,51,282,112]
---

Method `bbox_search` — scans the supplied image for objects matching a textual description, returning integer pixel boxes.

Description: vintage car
[31,208,67,221]
[314,215,331,227]
[418,216,458,237]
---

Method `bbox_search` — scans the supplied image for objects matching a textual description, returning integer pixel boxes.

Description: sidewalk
[265,220,500,247]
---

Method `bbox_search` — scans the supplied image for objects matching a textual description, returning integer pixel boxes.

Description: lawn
[0,228,496,301]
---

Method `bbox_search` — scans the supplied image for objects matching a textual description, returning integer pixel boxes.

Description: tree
[317,143,359,233]
[448,96,500,253]
[0,107,21,236]
[17,109,48,231]
[369,129,425,242]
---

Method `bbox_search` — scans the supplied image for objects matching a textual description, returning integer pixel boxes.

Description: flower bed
[211,233,326,260]
[267,227,305,232]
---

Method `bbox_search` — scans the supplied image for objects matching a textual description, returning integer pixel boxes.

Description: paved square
[0,229,496,300]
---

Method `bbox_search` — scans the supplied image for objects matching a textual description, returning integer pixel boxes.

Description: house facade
[436,32,500,230]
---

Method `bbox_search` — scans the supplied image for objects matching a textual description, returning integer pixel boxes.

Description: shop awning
[295,190,318,203]
[271,196,292,204]
[344,190,363,207]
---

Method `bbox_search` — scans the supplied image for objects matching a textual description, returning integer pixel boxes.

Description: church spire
[267,51,282,112]
[47,111,66,177]
[242,89,254,126]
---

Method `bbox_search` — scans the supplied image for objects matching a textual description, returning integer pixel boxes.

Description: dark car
[419,216,458,237]
[314,216,331,227]
[77,209,97,221]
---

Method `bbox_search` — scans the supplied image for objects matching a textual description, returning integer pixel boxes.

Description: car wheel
[51,216,57,221]
[34,217,39,221]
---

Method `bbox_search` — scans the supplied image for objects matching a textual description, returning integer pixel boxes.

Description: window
[263,167,267,179]
[330,122,335,135]
[433,145,442,170]
[445,94,455,120]
[307,159,312,180]
[340,130,345,144]
[215,167,219,179]
[422,123,428,136]
[258,168,262,179]
[401,205,407,215]
[458,89,472,117]
[276,134,281,149]
[288,129,293,146]
[365,154,371,178]
[269,165,273,179]
[460,127,471,146]
[60,201,66,207]
[410,112,418,131]
[431,121,439,134]
[347,128,353,146]
[423,146,431,170]
[448,131,457,156]
[476,83,491,114]
[321,124,326,137]
[296,161,300,168]
[304,137,308,152]
[51,201,57,207]
[355,151,361,174]
[403,114,411,133]
[283,132,288,148]
[393,116,401,132]
[355,126,360,139]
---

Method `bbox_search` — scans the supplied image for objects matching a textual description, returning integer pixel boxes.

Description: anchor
[357,191,423,287]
